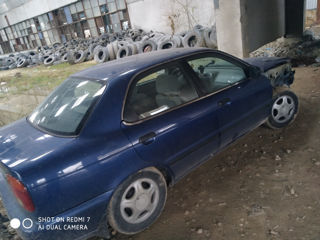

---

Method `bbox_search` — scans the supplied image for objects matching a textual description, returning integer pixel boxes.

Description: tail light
[6,174,35,212]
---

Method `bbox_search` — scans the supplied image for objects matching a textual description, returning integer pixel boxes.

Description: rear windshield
[28,78,106,136]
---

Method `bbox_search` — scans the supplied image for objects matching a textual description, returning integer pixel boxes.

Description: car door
[121,62,222,180]
[185,53,272,148]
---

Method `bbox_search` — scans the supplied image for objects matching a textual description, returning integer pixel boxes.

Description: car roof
[71,47,214,81]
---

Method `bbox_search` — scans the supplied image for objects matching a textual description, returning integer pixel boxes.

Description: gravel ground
[1,66,320,240]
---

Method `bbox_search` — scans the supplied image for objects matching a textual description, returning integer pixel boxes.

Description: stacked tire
[0,25,218,71]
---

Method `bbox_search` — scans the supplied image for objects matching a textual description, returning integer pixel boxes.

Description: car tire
[182,30,205,48]
[157,38,177,50]
[74,50,87,64]
[107,167,167,235]
[44,55,55,66]
[61,53,68,62]
[17,57,29,68]
[203,27,217,49]
[112,41,119,57]
[107,44,116,60]
[116,46,132,59]
[139,40,157,53]
[127,43,138,55]
[266,90,299,129]
[94,47,109,63]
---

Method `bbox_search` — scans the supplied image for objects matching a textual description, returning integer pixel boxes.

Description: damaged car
[0,48,298,240]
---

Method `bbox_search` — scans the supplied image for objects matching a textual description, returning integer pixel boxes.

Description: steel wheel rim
[120,178,159,224]
[272,95,295,123]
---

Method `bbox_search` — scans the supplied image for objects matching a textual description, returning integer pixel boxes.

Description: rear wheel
[107,167,167,234]
[266,90,298,129]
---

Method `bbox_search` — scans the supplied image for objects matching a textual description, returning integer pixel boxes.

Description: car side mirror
[248,66,261,78]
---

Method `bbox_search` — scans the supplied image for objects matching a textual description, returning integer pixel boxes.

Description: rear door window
[124,65,199,123]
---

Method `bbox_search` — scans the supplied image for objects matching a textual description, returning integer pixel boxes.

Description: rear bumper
[0,171,113,240]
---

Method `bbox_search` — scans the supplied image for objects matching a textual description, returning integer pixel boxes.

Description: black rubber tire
[266,90,299,129]
[8,62,17,69]
[43,49,52,55]
[203,27,217,49]
[27,51,37,57]
[173,35,182,47]
[157,38,177,50]
[67,51,76,65]
[17,57,28,68]
[4,57,15,66]
[139,39,157,53]
[127,43,138,55]
[52,42,62,48]
[44,55,55,66]
[89,43,98,55]
[0,66,9,70]
[94,47,109,63]
[107,44,116,60]
[61,53,68,62]
[112,41,119,57]
[30,57,40,65]
[107,167,167,235]
[74,50,87,64]
[116,46,132,59]
[182,30,205,48]
[93,45,103,56]
[86,50,94,61]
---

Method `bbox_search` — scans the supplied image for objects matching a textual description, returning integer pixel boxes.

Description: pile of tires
[91,25,217,64]
[0,51,41,70]
[0,25,217,70]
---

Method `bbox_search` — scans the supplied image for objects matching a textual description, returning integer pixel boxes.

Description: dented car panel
[244,57,295,87]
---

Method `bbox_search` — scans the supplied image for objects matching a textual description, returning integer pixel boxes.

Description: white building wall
[0,0,78,28]
[126,0,215,34]
[215,0,244,57]
[306,0,317,9]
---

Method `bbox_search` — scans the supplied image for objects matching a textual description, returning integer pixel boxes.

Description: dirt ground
[1,66,320,240]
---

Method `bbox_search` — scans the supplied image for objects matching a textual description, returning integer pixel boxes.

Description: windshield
[28,78,106,136]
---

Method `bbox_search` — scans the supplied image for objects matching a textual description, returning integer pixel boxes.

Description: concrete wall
[215,0,288,58]
[215,0,245,57]
[0,0,78,28]
[241,0,285,54]
[126,0,215,34]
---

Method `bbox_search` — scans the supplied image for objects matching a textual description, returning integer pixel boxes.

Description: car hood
[0,118,73,177]
[244,57,290,72]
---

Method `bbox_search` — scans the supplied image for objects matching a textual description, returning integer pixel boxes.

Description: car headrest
[155,74,182,95]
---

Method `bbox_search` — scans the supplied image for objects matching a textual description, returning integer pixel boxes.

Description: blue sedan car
[0,48,298,240]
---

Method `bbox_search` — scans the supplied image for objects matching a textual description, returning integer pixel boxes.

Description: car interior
[124,66,198,122]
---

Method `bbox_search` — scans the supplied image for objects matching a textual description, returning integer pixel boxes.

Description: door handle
[218,98,231,107]
[139,132,156,145]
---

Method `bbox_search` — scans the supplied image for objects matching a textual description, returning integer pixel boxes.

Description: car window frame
[182,52,251,97]
[122,61,201,125]
[121,50,254,126]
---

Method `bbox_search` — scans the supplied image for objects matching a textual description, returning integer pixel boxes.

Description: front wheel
[266,90,299,129]
[107,167,167,235]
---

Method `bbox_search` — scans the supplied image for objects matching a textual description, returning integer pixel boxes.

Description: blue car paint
[0,48,291,240]
[243,57,290,72]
